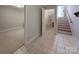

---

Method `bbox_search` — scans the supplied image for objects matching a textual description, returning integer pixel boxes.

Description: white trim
[0,25,23,33]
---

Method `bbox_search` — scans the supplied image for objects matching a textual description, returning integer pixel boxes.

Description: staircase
[58,17,72,35]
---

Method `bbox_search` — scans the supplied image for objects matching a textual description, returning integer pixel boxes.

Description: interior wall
[44,5,57,35]
[67,5,79,40]
[0,5,24,31]
[25,5,42,44]
[0,5,24,53]
[45,9,55,22]
[44,9,55,32]
[42,5,57,35]
[25,5,57,45]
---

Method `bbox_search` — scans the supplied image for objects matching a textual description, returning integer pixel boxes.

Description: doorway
[42,8,55,35]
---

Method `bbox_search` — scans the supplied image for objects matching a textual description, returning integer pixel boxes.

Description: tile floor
[55,33,79,53]
[14,28,55,54]
[0,26,24,54]
[13,45,28,54]
[14,28,79,54]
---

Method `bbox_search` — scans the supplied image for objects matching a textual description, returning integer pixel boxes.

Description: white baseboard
[25,33,40,45]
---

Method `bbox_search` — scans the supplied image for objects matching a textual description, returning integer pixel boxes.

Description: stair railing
[66,9,73,24]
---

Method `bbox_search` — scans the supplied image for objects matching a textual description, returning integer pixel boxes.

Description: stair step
[58,25,70,28]
[58,17,71,34]
[58,29,71,32]
[58,20,69,22]
[59,24,69,26]
[58,23,69,25]
[58,27,71,29]
[58,31,72,35]
[58,28,71,31]
[58,28,71,32]
[58,22,69,24]
[58,28,71,30]
[58,26,70,29]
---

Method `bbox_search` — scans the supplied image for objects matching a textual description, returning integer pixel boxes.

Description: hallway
[14,28,55,53]
[14,28,79,54]
[14,5,79,54]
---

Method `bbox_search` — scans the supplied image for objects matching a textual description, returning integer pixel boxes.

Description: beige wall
[0,5,24,53]
[25,5,42,44]
[45,9,55,22]
[25,5,57,44]
[0,5,24,31]
[44,5,57,35]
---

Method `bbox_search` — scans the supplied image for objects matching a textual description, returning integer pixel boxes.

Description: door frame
[42,8,46,35]
[41,7,57,36]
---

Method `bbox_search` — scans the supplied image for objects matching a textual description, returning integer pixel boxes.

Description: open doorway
[42,8,55,35]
